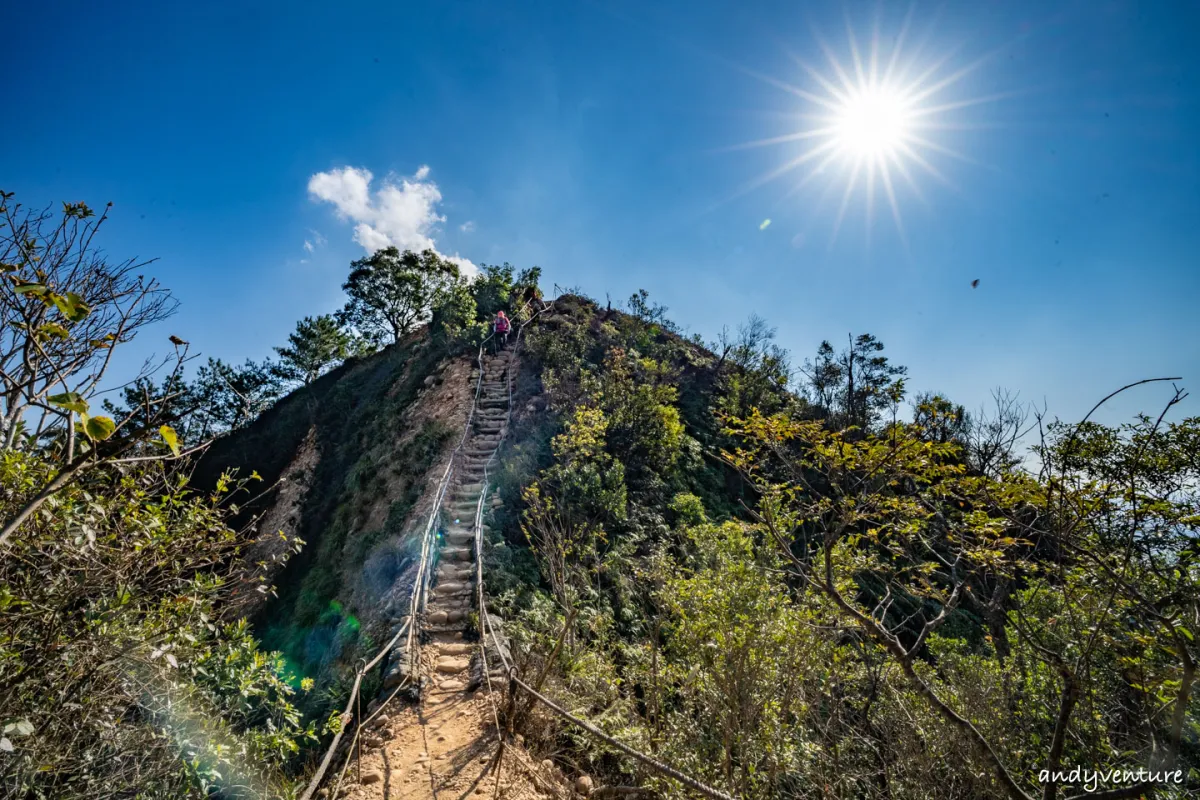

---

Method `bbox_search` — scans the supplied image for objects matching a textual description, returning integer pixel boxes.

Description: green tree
[627,288,675,330]
[712,314,796,422]
[0,194,195,547]
[522,405,627,608]
[190,357,283,435]
[911,391,969,445]
[651,521,820,797]
[0,194,178,456]
[0,452,314,799]
[273,315,352,385]
[595,348,686,489]
[470,263,515,320]
[513,266,544,315]
[430,276,482,346]
[726,382,1200,799]
[802,332,907,429]
[337,247,461,344]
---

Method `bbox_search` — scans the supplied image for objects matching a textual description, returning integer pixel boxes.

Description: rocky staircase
[421,348,514,694]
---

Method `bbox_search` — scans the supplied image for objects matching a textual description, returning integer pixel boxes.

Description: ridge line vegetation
[2,194,1196,799]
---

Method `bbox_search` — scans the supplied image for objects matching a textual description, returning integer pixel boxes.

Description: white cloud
[308,165,477,276]
[303,229,326,254]
[459,220,476,233]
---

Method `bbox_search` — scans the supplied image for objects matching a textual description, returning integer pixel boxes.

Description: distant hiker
[494,310,511,349]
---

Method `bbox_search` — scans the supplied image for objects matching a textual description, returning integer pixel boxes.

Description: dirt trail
[334,680,530,799]
[332,348,552,800]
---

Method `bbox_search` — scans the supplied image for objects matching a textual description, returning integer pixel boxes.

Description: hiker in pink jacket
[494,310,511,349]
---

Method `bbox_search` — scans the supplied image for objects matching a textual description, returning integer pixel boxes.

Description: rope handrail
[507,674,735,800]
[297,617,411,800]
[407,297,540,668]
[403,319,504,672]
[471,297,739,800]
[299,299,546,800]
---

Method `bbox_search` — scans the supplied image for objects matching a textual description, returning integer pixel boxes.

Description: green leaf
[51,291,90,322]
[12,281,47,296]
[160,425,180,457]
[37,322,70,339]
[84,415,116,441]
[48,392,89,414]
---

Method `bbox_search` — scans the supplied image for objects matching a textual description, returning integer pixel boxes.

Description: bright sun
[724,11,1001,246]
[832,85,915,157]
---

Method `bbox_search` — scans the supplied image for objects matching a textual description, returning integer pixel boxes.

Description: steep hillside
[195,333,478,694]
[195,291,1199,800]
[197,293,762,692]
[194,293,772,795]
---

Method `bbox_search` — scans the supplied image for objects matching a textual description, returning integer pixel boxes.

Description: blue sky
[4,0,1198,426]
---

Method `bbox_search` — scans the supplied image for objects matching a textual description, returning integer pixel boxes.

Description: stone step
[432,587,473,602]
[471,433,501,444]
[443,526,490,541]
[437,641,473,656]
[429,591,471,607]
[436,566,473,583]
[425,608,469,626]
[435,656,471,674]
[441,547,473,562]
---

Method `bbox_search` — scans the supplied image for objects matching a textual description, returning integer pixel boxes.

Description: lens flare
[721,9,1008,248]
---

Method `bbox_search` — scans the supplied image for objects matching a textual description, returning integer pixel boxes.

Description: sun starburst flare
[725,10,1007,248]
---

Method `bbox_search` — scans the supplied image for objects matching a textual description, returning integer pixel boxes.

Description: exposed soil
[332,667,550,800]
[329,350,558,800]
[225,424,320,620]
